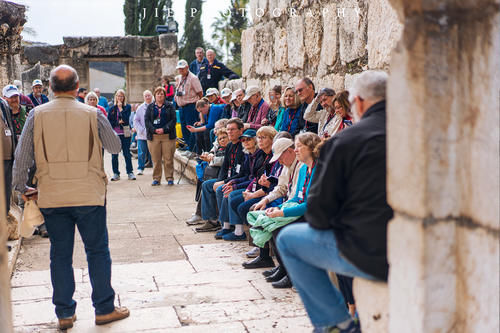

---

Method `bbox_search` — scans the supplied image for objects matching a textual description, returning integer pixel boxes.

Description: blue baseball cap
[240,129,256,138]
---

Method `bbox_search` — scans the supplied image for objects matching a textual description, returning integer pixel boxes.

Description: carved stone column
[386,0,500,332]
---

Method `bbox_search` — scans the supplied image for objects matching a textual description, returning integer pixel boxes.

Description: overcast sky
[15,0,231,46]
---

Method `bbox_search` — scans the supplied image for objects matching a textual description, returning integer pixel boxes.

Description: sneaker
[246,247,260,258]
[222,231,247,241]
[95,307,130,325]
[58,314,77,330]
[195,220,220,232]
[110,174,120,181]
[167,180,174,186]
[151,180,161,186]
[128,173,136,180]
[325,319,360,333]
[137,169,144,175]
[186,214,203,225]
[214,228,233,239]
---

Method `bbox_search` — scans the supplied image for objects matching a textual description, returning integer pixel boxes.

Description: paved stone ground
[10,153,311,332]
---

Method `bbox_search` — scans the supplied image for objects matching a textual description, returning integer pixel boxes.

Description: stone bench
[173,150,198,184]
[353,278,389,332]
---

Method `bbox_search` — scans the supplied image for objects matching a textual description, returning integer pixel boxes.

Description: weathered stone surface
[249,0,269,24]
[273,27,288,72]
[268,0,289,18]
[23,46,59,65]
[317,73,345,93]
[243,316,312,332]
[353,278,388,333]
[338,0,368,63]
[367,0,402,69]
[158,33,178,56]
[388,216,458,333]
[456,225,500,333]
[303,4,323,67]
[254,22,275,75]
[286,14,305,69]
[343,72,362,91]
[241,27,256,77]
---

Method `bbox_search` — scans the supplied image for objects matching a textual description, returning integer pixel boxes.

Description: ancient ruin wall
[0,1,26,89]
[241,0,402,93]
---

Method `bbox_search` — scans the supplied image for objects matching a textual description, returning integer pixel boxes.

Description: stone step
[173,150,198,184]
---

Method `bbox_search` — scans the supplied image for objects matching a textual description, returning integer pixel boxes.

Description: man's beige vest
[33,96,107,208]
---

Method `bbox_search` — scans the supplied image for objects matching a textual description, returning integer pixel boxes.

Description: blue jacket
[282,163,316,217]
[280,107,305,137]
[107,104,132,129]
[98,96,108,108]
[28,93,49,107]
[198,58,239,93]
[189,58,208,76]
[204,104,224,131]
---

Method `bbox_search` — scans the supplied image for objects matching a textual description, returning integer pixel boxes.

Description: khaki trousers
[147,134,176,182]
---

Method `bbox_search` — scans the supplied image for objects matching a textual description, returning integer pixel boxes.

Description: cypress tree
[179,0,205,63]
[123,0,140,35]
[139,0,167,36]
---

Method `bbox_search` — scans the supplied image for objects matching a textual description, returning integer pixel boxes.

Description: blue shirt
[98,96,108,108]
[279,107,303,136]
[189,58,208,76]
[201,103,224,131]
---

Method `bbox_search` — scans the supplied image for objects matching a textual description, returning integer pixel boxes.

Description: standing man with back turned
[12,65,130,330]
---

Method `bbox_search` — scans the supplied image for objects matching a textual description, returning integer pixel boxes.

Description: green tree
[123,0,140,35]
[179,0,205,63]
[139,0,167,36]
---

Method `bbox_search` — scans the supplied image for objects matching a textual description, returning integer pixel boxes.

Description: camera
[176,91,185,96]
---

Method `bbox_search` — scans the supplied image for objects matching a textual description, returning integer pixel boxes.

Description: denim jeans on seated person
[277,223,375,329]
[219,188,244,224]
[228,190,260,225]
[201,178,225,221]
[41,205,115,319]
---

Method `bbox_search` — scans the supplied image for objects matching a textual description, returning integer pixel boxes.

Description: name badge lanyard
[322,112,337,133]
[228,144,238,177]
[287,108,298,132]
[207,65,212,80]
[1,106,12,137]
[299,163,315,203]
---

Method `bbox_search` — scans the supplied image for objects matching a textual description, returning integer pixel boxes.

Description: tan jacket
[33,96,107,208]
[303,99,343,138]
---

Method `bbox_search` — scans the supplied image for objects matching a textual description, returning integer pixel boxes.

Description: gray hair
[50,65,79,92]
[84,91,98,104]
[348,70,388,104]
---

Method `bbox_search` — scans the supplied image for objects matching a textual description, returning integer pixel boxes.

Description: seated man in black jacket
[276,71,393,333]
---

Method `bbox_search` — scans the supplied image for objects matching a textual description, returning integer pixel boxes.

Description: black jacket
[217,141,245,183]
[198,59,239,93]
[28,93,49,106]
[306,101,393,281]
[238,102,252,122]
[107,104,132,129]
[144,102,177,141]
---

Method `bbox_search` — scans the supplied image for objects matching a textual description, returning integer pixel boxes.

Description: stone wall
[20,34,178,103]
[241,0,402,94]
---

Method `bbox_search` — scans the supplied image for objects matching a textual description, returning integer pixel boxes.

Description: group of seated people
[181,70,393,333]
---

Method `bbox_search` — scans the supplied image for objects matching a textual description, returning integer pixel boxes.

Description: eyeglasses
[226,128,238,132]
[257,136,269,140]
[241,137,253,142]
[296,87,305,93]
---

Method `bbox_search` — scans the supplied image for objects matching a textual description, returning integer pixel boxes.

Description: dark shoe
[195,221,220,232]
[242,255,275,269]
[222,231,247,241]
[38,223,49,238]
[246,246,260,258]
[95,307,130,325]
[325,319,361,333]
[214,228,232,240]
[144,162,153,168]
[58,314,76,330]
[151,180,161,186]
[167,180,174,186]
[262,266,280,278]
[272,275,293,289]
[266,266,286,282]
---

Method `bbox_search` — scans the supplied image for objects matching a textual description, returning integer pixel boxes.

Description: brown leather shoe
[58,314,76,330]
[95,307,130,325]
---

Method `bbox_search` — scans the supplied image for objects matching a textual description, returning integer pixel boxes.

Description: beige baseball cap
[242,85,261,101]
[270,138,294,163]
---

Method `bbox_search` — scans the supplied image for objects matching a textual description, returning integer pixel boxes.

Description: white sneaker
[185,214,203,225]
[137,169,144,175]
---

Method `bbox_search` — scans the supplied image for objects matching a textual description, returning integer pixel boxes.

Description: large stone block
[343,72,362,91]
[249,0,269,24]
[274,27,288,72]
[254,22,275,76]
[455,225,500,333]
[161,57,178,77]
[303,5,323,67]
[318,2,337,77]
[241,27,256,77]
[268,0,289,18]
[286,14,305,69]
[23,46,59,65]
[317,73,344,93]
[353,279,388,332]
[367,0,402,69]
[338,0,368,64]
[158,33,178,57]
[388,215,457,333]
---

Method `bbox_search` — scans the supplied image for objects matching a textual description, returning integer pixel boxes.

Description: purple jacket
[246,99,269,130]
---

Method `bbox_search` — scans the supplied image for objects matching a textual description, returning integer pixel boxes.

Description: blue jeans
[112,135,133,175]
[41,205,115,318]
[179,103,198,152]
[201,179,219,220]
[137,139,151,170]
[220,188,245,223]
[277,223,375,328]
[228,190,260,225]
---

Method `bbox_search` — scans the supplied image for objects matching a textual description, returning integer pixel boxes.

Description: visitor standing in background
[189,47,208,76]
[28,79,49,107]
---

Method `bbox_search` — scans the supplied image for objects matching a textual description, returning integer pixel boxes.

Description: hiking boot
[58,314,76,330]
[95,307,130,325]
[195,221,220,232]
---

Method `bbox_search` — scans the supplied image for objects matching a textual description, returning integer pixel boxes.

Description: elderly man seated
[277,71,394,333]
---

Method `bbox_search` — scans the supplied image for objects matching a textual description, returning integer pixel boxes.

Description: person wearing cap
[196,117,245,232]
[304,89,353,139]
[278,86,304,137]
[220,88,232,104]
[189,47,208,76]
[13,79,35,112]
[205,88,225,105]
[242,86,270,130]
[76,88,87,103]
[175,59,203,153]
[219,126,279,241]
[3,85,27,140]
[28,79,49,107]
[12,65,129,329]
[187,97,224,154]
[198,49,239,94]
